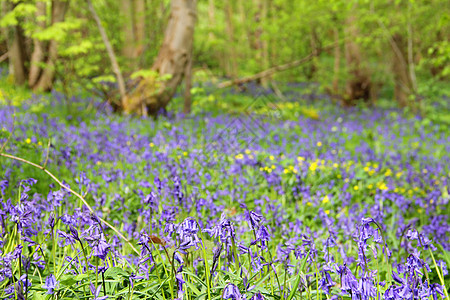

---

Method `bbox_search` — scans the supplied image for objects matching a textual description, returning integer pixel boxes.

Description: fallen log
[217,43,337,89]
[0,52,8,63]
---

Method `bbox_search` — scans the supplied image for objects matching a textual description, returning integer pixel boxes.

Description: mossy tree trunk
[124,0,197,115]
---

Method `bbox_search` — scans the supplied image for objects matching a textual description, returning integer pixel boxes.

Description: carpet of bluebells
[0,85,449,300]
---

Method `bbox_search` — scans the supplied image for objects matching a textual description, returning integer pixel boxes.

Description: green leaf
[287,251,309,300]
[92,75,116,84]
[130,69,158,80]
[59,274,78,286]
[104,267,129,279]
[32,292,46,300]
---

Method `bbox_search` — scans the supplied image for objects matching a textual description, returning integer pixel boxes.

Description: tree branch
[217,43,339,89]
[87,0,128,108]
[0,151,139,255]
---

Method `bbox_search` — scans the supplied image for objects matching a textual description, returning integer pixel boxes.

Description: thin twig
[42,139,51,169]
[0,152,139,254]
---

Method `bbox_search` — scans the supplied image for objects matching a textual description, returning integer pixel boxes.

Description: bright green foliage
[0,0,448,111]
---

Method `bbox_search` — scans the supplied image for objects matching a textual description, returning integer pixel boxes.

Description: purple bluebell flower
[335,264,358,293]
[249,292,264,300]
[429,283,445,300]
[251,225,270,249]
[89,282,108,300]
[175,273,185,299]
[42,274,58,294]
[92,239,111,260]
[0,179,8,194]
[222,283,242,300]
[318,266,335,294]
[246,211,263,229]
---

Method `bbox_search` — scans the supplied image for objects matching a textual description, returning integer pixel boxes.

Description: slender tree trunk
[224,0,238,78]
[183,49,193,114]
[307,28,319,80]
[9,25,27,85]
[332,27,341,95]
[208,0,215,40]
[236,0,249,62]
[1,1,26,85]
[34,0,69,91]
[4,0,27,85]
[87,0,127,106]
[29,1,47,87]
[406,3,417,94]
[125,0,197,115]
[261,0,269,85]
[391,33,412,107]
[133,0,146,66]
[121,0,135,60]
[344,14,372,105]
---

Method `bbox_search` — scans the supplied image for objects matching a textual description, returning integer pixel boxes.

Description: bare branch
[0,152,139,255]
[87,0,128,108]
[217,42,339,89]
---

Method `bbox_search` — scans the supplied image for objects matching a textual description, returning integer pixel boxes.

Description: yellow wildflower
[309,162,318,172]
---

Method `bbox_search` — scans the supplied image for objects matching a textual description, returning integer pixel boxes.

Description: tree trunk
[208,0,215,40]
[125,0,197,115]
[332,27,341,95]
[87,0,127,107]
[133,0,146,66]
[8,24,27,85]
[183,48,193,114]
[306,28,319,80]
[28,1,47,87]
[343,14,372,105]
[391,33,412,107]
[33,0,69,91]
[224,0,238,79]
[121,0,136,59]
[2,1,27,85]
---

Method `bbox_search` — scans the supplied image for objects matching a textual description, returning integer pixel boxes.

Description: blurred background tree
[0,0,448,115]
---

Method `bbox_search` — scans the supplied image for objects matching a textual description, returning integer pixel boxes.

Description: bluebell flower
[429,283,445,300]
[249,292,264,300]
[175,273,185,299]
[335,264,358,293]
[251,225,270,249]
[89,282,108,300]
[222,283,242,300]
[42,274,58,294]
[0,179,8,194]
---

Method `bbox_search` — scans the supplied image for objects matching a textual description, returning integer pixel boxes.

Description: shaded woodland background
[0,0,449,116]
